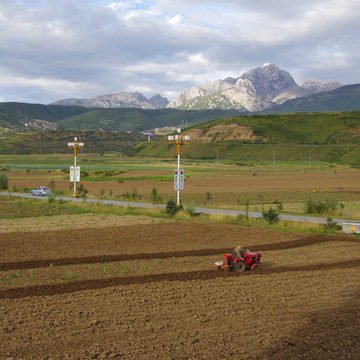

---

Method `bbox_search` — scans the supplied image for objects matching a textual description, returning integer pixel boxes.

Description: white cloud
[0,0,359,103]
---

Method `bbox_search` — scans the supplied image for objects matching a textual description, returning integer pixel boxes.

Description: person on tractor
[232,245,243,260]
[232,245,251,260]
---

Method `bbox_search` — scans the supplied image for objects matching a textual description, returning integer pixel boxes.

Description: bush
[273,199,283,210]
[77,183,89,199]
[166,200,180,216]
[47,193,56,203]
[185,206,198,217]
[0,173,8,190]
[304,197,337,214]
[48,178,56,191]
[122,191,131,199]
[262,207,280,224]
[325,217,338,230]
[151,187,163,204]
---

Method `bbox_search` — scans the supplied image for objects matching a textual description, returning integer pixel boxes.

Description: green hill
[0,130,159,155]
[56,108,241,132]
[0,102,240,132]
[129,111,360,165]
[189,111,360,144]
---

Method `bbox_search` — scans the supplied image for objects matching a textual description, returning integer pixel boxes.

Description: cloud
[0,0,359,103]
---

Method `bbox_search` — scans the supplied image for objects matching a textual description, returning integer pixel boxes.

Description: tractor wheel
[234,261,246,272]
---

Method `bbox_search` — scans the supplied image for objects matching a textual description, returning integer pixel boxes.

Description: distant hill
[0,130,159,155]
[129,111,360,165]
[0,102,240,132]
[263,84,360,113]
[3,111,360,165]
[0,102,88,131]
[51,91,169,109]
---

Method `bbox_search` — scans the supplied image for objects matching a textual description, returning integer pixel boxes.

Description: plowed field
[1,222,359,359]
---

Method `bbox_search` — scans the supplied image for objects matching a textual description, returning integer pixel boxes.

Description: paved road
[0,191,356,226]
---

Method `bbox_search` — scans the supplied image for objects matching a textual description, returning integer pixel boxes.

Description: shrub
[122,191,131,199]
[325,217,338,230]
[0,173,8,190]
[205,191,212,202]
[262,207,280,224]
[131,188,140,199]
[77,183,89,199]
[304,197,337,214]
[244,198,250,219]
[273,199,283,210]
[166,200,179,216]
[151,187,163,204]
[100,188,105,199]
[48,178,56,191]
[185,206,198,217]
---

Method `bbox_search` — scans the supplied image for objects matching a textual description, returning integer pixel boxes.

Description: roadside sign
[180,169,184,190]
[174,169,179,190]
[70,166,80,182]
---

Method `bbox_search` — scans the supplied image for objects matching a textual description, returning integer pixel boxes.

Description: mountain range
[51,92,169,110]
[52,64,344,112]
[167,64,343,112]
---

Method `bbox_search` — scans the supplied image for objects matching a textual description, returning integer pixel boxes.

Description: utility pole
[168,129,190,205]
[67,137,84,197]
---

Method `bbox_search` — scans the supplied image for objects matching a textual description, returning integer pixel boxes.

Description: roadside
[1,191,357,226]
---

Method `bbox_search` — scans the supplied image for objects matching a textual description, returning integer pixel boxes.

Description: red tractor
[214,247,261,272]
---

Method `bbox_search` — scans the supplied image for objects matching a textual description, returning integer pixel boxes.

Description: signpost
[180,169,184,190]
[168,129,190,205]
[70,166,80,183]
[174,169,179,190]
[144,131,155,142]
[67,137,84,197]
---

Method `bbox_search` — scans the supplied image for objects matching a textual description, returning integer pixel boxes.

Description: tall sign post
[168,129,190,205]
[67,137,84,197]
[144,131,155,142]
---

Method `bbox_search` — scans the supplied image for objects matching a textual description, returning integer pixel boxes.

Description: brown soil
[9,168,360,203]
[0,222,359,359]
[186,124,268,143]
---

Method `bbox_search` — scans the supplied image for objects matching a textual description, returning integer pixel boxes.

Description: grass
[0,194,345,235]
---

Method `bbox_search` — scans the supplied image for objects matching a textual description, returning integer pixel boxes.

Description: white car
[30,186,51,196]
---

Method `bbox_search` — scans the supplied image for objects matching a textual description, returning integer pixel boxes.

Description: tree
[151,187,162,204]
[262,208,280,224]
[166,199,178,216]
[0,173,9,190]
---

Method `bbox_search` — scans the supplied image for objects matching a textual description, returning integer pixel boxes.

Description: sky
[0,0,360,104]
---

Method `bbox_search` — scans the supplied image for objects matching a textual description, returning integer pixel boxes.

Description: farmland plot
[0,221,359,359]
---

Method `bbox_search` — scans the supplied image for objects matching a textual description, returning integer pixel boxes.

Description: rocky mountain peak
[240,63,301,100]
[51,91,169,109]
[301,79,343,96]
[167,64,343,112]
